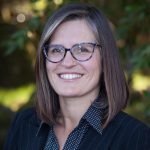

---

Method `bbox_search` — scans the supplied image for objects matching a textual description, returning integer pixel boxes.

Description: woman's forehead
[49,19,96,46]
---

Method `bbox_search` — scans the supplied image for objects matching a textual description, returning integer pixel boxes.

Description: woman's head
[35,3,129,127]
[45,19,102,101]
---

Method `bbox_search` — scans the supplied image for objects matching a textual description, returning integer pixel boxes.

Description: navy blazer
[4,108,150,150]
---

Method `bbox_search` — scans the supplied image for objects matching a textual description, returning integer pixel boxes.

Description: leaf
[27,17,41,31]
[1,29,28,55]
[143,91,150,101]
[3,41,18,55]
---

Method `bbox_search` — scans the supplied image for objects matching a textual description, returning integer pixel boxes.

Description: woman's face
[46,19,102,100]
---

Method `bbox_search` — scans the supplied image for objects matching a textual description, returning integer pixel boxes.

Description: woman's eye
[80,47,90,53]
[50,47,64,54]
[51,48,60,53]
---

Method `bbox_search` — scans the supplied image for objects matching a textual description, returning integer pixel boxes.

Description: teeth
[59,74,82,80]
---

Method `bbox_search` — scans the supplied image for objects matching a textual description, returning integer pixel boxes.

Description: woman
[4,3,150,150]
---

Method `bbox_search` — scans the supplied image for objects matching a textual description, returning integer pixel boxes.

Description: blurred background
[0,0,150,148]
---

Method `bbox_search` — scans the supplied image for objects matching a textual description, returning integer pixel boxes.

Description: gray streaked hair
[35,3,129,128]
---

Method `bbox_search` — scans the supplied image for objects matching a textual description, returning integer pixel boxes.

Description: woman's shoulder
[112,111,150,131]
[16,107,36,117]
[4,108,42,149]
[109,112,150,147]
[12,107,40,126]
[106,111,150,149]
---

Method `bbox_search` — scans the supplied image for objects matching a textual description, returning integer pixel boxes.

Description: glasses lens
[46,45,65,62]
[44,43,97,63]
[72,43,94,61]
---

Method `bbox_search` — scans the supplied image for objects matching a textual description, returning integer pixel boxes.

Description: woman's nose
[61,51,77,67]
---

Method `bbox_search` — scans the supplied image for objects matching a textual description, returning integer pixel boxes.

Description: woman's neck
[58,95,96,130]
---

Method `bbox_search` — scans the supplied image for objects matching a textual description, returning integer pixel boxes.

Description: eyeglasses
[43,42,101,63]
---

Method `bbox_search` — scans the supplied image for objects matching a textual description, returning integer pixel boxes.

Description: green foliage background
[0,0,150,148]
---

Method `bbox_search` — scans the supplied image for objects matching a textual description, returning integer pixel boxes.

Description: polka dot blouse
[44,99,103,150]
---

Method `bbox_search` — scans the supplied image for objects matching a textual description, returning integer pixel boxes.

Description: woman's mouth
[58,73,83,80]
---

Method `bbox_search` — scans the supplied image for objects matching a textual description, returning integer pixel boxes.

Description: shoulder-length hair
[35,3,129,128]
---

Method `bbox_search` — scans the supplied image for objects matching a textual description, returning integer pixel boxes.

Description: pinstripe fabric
[4,108,150,150]
[78,112,150,150]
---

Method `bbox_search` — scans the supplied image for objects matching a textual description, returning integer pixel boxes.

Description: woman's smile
[58,73,83,80]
